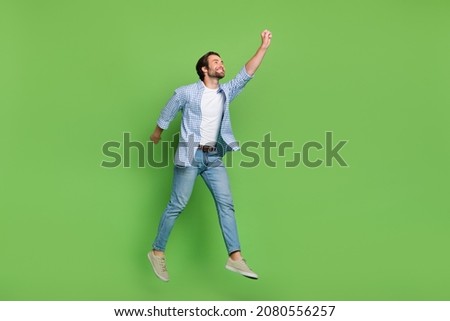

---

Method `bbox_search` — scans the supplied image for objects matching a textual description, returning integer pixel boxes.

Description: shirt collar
[196,80,224,93]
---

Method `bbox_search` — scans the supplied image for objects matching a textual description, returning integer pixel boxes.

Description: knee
[216,198,235,213]
[166,196,189,213]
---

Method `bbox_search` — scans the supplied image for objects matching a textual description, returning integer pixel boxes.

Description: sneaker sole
[225,264,258,279]
[147,252,169,282]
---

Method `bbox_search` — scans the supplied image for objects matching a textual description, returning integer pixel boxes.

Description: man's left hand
[261,29,272,49]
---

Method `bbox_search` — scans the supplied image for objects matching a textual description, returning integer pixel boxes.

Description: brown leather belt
[198,145,217,153]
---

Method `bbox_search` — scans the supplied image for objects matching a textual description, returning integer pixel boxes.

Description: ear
[201,66,208,73]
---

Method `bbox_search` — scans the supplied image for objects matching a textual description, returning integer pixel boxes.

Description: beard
[207,68,225,79]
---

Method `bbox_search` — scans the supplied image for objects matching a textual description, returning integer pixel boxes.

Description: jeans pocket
[207,155,223,168]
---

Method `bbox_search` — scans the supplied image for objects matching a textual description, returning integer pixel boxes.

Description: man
[148,30,272,281]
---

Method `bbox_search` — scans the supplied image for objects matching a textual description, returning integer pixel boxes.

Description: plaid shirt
[157,67,253,166]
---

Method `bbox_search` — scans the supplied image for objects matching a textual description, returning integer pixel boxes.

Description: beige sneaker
[148,251,169,282]
[225,258,258,279]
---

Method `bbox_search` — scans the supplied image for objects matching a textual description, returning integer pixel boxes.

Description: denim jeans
[152,149,241,255]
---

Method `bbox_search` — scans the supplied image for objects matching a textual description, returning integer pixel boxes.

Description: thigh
[170,165,199,204]
[200,160,233,202]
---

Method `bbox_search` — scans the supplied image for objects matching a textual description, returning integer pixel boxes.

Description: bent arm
[150,90,185,144]
[245,29,272,76]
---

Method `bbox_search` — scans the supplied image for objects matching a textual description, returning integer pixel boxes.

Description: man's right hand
[150,133,161,144]
[150,125,164,144]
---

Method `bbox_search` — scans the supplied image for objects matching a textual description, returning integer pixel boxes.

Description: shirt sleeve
[156,89,186,130]
[224,66,253,102]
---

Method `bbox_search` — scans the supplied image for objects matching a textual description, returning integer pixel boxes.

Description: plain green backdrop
[1,0,449,300]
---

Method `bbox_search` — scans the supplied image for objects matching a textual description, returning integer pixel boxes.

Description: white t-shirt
[199,86,224,146]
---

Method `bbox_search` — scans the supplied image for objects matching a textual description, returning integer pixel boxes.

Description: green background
[1,0,449,300]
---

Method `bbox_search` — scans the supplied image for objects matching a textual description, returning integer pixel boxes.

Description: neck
[202,76,219,89]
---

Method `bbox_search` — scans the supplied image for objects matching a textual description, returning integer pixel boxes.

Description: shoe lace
[158,257,167,272]
[240,259,254,271]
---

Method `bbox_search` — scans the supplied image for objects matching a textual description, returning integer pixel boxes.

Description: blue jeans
[152,149,241,255]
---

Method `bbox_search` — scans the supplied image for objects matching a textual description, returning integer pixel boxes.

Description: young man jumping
[149,30,272,281]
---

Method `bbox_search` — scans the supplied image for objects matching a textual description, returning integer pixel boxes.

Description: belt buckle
[199,145,216,153]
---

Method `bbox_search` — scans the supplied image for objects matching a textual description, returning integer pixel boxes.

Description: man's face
[205,55,225,79]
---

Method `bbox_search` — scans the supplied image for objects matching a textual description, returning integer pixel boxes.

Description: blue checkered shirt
[157,67,253,166]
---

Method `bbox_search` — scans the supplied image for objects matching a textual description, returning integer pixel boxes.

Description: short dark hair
[196,51,221,81]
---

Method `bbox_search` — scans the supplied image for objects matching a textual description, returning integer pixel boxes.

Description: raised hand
[244,29,272,76]
[260,29,272,49]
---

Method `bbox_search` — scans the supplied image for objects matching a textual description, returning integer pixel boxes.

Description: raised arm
[245,29,272,77]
